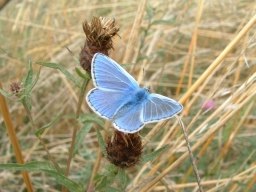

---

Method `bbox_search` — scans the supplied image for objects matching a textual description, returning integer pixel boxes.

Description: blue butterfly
[86,53,183,133]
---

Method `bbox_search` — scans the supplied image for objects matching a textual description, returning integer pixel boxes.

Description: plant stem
[62,78,89,192]
[76,79,89,118]
[22,99,62,172]
[86,148,102,192]
[0,82,34,192]
[177,116,203,192]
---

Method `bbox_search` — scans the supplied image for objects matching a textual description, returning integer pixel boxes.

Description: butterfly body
[86,53,183,133]
[112,87,149,120]
[134,88,150,102]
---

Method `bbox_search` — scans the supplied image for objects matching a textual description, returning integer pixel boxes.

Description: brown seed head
[9,82,22,96]
[80,17,119,73]
[106,130,142,168]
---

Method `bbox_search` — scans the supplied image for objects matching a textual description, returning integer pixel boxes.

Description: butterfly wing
[87,53,140,120]
[91,53,139,91]
[113,104,144,133]
[142,93,183,123]
[86,88,127,119]
[87,53,182,132]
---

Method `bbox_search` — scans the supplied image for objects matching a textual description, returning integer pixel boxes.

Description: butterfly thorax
[134,88,150,103]
[112,88,149,120]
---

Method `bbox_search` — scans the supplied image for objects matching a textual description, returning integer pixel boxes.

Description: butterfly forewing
[86,88,127,119]
[143,94,183,123]
[92,53,139,91]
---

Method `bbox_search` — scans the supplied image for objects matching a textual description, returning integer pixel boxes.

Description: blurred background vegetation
[0,0,255,191]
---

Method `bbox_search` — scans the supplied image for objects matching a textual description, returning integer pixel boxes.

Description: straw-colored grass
[0,1,255,191]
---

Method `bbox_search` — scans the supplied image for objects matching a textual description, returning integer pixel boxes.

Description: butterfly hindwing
[143,93,183,123]
[91,53,139,91]
[113,104,144,133]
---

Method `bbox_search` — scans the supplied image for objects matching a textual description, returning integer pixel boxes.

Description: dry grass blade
[176,0,204,97]
[122,0,147,64]
[179,13,256,104]
[128,20,256,192]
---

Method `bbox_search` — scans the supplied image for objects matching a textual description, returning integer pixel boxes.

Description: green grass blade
[74,123,93,155]
[96,128,107,157]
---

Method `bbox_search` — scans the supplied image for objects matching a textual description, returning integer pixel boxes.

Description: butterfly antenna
[176,115,204,192]
[142,68,145,83]
[141,68,149,88]
[65,46,80,64]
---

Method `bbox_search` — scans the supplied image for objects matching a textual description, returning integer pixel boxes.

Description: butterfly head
[144,87,150,93]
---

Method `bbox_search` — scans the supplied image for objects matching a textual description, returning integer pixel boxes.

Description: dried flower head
[106,130,142,168]
[9,82,22,96]
[80,17,119,73]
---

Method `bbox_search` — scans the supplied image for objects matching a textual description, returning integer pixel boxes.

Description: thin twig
[176,116,203,192]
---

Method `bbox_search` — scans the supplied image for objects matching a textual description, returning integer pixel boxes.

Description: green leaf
[95,175,108,191]
[0,161,53,171]
[145,3,154,20]
[30,66,41,91]
[46,170,83,192]
[95,165,119,191]
[20,61,38,112]
[23,61,34,94]
[0,161,83,192]
[79,114,105,128]
[75,67,90,80]
[0,88,12,97]
[35,115,62,137]
[117,169,128,190]
[105,164,118,174]
[37,62,81,87]
[74,123,93,155]
[141,145,169,163]
[21,95,32,111]
[96,128,107,157]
